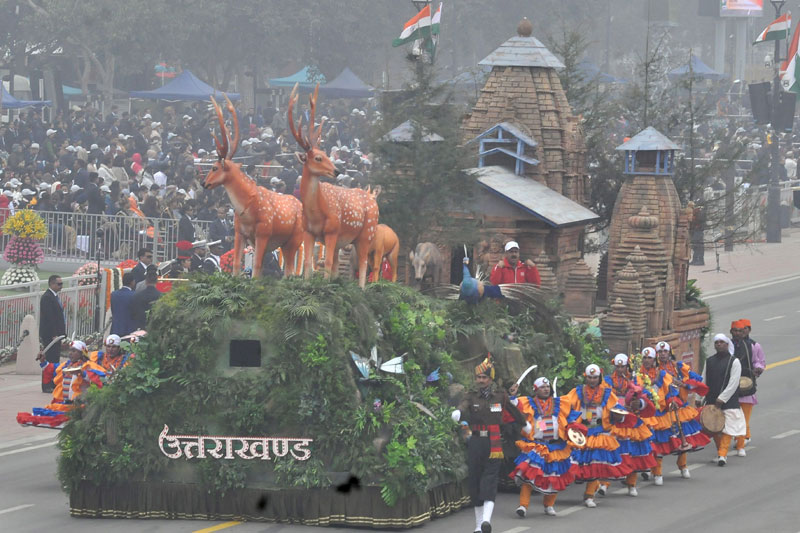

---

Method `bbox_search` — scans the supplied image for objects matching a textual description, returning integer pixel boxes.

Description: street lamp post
[766,0,786,243]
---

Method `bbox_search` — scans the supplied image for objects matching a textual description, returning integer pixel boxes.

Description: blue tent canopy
[668,55,727,81]
[577,60,626,84]
[129,70,240,101]
[1,86,51,109]
[319,68,374,99]
[268,66,325,88]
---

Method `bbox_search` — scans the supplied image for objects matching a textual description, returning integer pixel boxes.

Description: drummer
[734,319,766,455]
[698,334,746,466]
[596,354,658,498]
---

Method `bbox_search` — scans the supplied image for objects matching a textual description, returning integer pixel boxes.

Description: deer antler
[210,96,229,160]
[288,83,310,151]
[224,94,240,159]
[308,84,326,148]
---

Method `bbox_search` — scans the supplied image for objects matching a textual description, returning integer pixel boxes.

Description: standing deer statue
[203,94,307,278]
[289,84,379,288]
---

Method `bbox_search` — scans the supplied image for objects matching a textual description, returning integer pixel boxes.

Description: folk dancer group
[456,319,765,532]
[16,335,135,428]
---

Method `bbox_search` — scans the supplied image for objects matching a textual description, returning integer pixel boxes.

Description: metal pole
[766,0,785,243]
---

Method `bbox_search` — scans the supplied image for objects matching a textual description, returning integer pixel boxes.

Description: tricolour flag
[754,12,791,45]
[431,3,442,35]
[392,4,431,47]
[781,22,800,93]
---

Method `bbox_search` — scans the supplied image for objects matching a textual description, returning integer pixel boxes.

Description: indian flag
[431,3,442,35]
[754,12,791,45]
[392,4,432,47]
[782,22,800,93]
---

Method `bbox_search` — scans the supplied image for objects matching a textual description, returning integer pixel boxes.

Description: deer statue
[288,84,379,288]
[203,94,307,278]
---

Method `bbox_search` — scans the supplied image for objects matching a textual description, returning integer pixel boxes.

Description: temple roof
[469,122,538,148]
[615,127,680,151]
[479,35,565,69]
[467,166,599,227]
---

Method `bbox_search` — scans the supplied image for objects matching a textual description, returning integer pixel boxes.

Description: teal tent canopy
[268,66,325,88]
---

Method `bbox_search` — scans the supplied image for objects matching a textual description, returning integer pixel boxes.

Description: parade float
[58,273,606,526]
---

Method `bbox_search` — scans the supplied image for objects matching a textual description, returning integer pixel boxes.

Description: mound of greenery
[58,275,607,506]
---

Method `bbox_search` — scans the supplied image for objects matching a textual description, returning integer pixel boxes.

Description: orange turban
[739,319,751,328]
[731,320,743,330]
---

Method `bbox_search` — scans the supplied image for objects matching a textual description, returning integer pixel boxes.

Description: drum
[698,405,725,436]
[738,376,755,395]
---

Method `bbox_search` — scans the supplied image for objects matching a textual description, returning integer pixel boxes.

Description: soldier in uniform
[202,241,223,274]
[189,240,207,273]
[452,355,529,533]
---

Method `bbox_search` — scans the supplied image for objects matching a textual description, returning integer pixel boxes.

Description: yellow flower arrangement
[2,210,48,240]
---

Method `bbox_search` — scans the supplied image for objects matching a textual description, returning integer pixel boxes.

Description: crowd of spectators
[0,97,377,259]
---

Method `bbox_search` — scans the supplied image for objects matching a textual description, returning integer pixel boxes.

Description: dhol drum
[698,404,725,436]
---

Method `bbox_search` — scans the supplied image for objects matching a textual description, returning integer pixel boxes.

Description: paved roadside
[0,364,59,450]
[689,227,800,297]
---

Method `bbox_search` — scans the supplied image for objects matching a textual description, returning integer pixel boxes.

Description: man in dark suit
[110,272,137,336]
[190,241,206,273]
[131,269,162,330]
[178,201,196,242]
[130,247,153,284]
[39,275,66,392]
[208,207,234,252]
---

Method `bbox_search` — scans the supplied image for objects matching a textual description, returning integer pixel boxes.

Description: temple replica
[460,18,599,316]
[600,127,709,369]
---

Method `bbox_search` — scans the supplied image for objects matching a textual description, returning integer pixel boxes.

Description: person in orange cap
[733,319,765,454]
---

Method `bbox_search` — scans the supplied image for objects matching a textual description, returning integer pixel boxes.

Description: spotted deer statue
[203,94,307,278]
[288,84,379,288]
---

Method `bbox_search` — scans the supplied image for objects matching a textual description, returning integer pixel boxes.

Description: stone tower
[462,18,589,206]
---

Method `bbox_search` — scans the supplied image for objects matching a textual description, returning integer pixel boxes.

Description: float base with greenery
[59,276,605,527]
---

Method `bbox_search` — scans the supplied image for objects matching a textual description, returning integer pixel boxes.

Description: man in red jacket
[489,241,541,286]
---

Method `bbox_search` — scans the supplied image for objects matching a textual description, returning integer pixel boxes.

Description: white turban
[105,334,121,346]
[585,364,602,377]
[656,341,671,352]
[70,340,87,353]
[613,353,629,366]
[713,333,735,355]
[642,347,657,359]
[533,377,550,389]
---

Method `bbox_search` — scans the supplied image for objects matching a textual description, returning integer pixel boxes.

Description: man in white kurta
[700,334,746,466]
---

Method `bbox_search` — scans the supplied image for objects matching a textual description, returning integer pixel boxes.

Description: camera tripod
[702,237,728,274]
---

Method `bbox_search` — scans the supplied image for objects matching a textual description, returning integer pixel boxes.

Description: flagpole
[767,0,786,243]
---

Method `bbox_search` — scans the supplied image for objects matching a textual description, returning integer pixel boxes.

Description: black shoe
[481,522,492,533]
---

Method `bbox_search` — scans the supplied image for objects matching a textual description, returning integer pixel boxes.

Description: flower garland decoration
[1,210,48,285]
[219,249,234,273]
[2,210,47,239]
[3,236,45,266]
[116,259,138,270]
[73,261,100,286]
[0,265,39,285]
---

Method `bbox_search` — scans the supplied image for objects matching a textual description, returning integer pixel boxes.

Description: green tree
[370,59,476,254]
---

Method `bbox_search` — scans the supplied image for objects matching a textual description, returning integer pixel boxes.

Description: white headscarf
[533,377,550,389]
[713,333,735,355]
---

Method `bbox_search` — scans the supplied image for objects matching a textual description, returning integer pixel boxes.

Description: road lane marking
[499,527,530,533]
[668,463,705,475]
[0,433,57,450]
[771,429,800,439]
[766,355,800,370]
[192,522,242,533]
[0,380,40,393]
[558,505,584,516]
[0,504,34,515]
[0,441,55,457]
[764,315,785,321]
[703,273,800,300]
